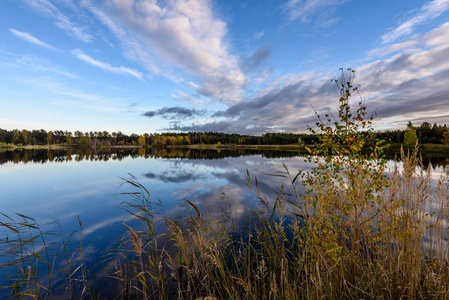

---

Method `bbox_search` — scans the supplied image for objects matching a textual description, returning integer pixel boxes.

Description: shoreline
[2,142,449,155]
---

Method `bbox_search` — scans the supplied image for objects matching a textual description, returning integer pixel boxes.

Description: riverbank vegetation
[1,70,449,299]
[1,120,449,149]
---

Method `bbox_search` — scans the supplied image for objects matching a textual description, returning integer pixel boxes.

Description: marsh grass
[104,143,448,299]
[0,214,98,299]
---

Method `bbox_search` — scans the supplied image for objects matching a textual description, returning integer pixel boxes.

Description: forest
[1,121,449,147]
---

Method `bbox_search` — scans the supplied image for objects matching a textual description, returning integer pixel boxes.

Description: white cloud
[83,0,245,103]
[175,22,449,134]
[9,28,56,50]
[80,1,164,77]
[381,0,449,44]
[72,49,143,80]
[172,90,202,106]
[369,22,449,58]
[19,0,93,42]
[18,0,245,103]
[283,0,346,23]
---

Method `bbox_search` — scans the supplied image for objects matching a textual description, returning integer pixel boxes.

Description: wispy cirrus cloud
[254,30,265,40]
[82,0,245,103]
[81,2,162,76]
[369,21,449,58]
[381,0,449,44]
[72,49,143,80]
[283,0,346,26]
[19,0,93,42]
[9,28,56,50]
[15,55,76,78]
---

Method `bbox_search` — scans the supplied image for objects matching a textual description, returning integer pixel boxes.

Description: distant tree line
[1,121,448,147]
[373,122,449,145]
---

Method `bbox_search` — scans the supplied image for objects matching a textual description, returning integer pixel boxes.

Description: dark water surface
[0,148,448,297]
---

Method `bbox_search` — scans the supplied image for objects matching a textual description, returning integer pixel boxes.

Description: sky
[1,0,449,135]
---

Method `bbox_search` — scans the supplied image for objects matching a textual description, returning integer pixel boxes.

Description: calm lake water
[0,147,448,297]
[0,148,315,297]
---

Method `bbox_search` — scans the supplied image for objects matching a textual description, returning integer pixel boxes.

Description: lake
[0,147,448,298]
[0,148,318,297]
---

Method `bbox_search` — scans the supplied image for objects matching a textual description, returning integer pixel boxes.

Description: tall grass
[104,144,447,299]
[0,214,98,299]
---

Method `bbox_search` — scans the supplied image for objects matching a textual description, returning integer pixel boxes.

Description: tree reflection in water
[1,147,448,169]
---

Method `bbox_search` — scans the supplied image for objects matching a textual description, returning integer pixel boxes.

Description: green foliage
[304,69,390,221]
[46,131,53,145]
[12,129,20,145]
[307,69,387,157]
[404,126,418,148]
[66,131,72,144]
[442,127,449,145]
[1,123,448,147]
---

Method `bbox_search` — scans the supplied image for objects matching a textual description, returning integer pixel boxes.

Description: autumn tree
[138,135,146,146]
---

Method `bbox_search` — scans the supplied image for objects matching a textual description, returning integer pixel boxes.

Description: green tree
[21,130,30,145]
[441,127,449,145]
[47,131,53,145]
[300,69,390,287]
[12,129,20,145]
[102,131,110,140]
[110,132,117,145]
[404,123,418,148]
[144,133,150,145]
[74,131,82,144]
[79,132,91,148]
[66,131,72,144]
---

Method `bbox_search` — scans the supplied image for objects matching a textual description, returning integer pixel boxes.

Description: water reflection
[0,148,448,298]
[2,147,449,168]
[0,148,312,296]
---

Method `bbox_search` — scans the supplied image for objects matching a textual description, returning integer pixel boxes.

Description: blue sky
[1,0,449,135]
